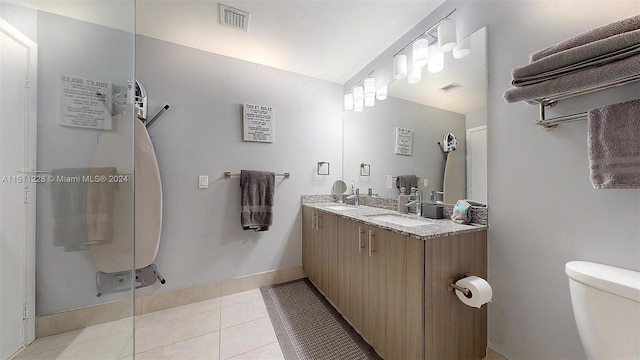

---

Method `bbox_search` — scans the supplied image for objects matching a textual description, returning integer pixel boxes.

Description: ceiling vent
[439,82,463,93]
[219,4,250,32]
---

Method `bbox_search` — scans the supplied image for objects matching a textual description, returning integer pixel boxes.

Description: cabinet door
[383,231,424,360]
[302,207,316,284]
[363,226,388,357]
[337,218,368,330]
[316,211,338,305]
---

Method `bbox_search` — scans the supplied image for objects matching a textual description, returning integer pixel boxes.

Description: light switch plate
[423,178,429,187]
[385,175,393,189]
[198,175,208,189]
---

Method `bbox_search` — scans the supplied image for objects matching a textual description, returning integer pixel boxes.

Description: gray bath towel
[530,14,640,62]
[512,30,640,86]
[396,175,419,192]
[240,170,275,232]
[51,168,91,252]
[503,54,640,103]
[588,99,640,189]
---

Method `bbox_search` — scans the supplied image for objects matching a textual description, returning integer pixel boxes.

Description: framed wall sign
[394,127,412,155]
[243,103,274,143]
[59,75,112,130]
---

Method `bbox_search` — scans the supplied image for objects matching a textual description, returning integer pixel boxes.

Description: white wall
[343,96,466,199]
[466,109,487,129]
[134,36,343,297]
[347,1,640,358]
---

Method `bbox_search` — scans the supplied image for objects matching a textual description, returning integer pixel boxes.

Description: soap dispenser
[398,187,409,213]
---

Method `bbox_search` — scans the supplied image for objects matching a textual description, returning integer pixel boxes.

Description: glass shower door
[0,1,136,359]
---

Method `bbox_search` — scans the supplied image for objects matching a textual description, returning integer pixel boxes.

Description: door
[466,126,487,204]
[0,18,37,359]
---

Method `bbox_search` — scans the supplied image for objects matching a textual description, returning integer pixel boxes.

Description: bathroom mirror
[343,26,487,204]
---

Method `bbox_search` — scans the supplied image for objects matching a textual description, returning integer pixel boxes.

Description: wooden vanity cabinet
[335,216,424,360]
[303,206,487,360]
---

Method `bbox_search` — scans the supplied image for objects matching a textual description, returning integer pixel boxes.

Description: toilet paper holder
[448,277,472,298]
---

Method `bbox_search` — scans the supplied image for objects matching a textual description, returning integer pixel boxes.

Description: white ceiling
[16,0,444,84]
[387,27,487,114]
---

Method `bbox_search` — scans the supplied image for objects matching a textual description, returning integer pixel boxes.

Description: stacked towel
[588,99,640,189]
[504,14,640,103]
[240,170,275,232]
[530,14,640,61]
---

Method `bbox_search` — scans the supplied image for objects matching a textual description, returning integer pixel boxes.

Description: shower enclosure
[1,1,136,359]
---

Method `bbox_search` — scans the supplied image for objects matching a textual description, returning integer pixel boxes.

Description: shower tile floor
[15,289,284,360]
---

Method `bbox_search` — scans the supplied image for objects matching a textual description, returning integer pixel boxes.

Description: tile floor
[15,289,284,360]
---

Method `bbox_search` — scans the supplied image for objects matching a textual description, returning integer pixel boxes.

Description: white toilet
[565,261,640,359]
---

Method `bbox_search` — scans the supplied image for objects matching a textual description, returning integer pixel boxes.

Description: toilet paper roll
[455,276,492,308]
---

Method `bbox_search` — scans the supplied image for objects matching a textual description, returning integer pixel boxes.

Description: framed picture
[394,127,412,155]
[243,103,274,143]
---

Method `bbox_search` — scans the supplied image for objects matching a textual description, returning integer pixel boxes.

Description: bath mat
[260,278,381,360]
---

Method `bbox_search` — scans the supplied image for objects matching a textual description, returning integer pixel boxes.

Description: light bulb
[354,99,364,112]
[393,54,408,79]
[364,77,376,96]
[453,36,471,59]
[438,18,457,52]
[408,67,421,84]
[376,85,387,100]
[364,94,375,107]
[412,38,429,68]
[344,93,354,110]
[353,85,364,102]
[428,46,444,73]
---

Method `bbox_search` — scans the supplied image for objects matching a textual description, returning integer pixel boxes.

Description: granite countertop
[303,202,487,241]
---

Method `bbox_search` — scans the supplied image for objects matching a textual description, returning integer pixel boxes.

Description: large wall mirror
[343,26,487,204]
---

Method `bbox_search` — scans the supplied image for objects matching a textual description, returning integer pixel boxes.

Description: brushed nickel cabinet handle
[358,227,365,252]
[368,230,375,257]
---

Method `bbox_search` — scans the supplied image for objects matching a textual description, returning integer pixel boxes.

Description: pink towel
[588,99,640,189]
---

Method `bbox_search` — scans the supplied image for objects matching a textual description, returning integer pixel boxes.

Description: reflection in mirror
[343,27,487,204]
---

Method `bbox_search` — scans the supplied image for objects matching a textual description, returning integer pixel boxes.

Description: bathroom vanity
[302,202,488,360]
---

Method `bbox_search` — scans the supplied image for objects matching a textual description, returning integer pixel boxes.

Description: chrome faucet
[346,188,360,206]
[406,189,423,216]
[430,190,444,203]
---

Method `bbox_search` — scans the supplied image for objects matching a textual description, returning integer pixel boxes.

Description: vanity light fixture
[453,36,471,59]
[408,67,422,84]
[393,54,408,79]
[412,38,429,68]
[437,18,457,52]
[344,93,354,110]
[345,71,379,112]
[376,85,388,100]
[388,9,458,81]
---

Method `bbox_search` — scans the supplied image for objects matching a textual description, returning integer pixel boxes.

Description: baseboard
[485,347,508,360]
[36,265,305,338]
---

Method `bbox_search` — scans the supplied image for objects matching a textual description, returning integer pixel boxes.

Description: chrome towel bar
[224,171,290,178]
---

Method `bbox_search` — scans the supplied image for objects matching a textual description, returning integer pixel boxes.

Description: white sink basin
[325,205,358,211]
[366,214,432,227]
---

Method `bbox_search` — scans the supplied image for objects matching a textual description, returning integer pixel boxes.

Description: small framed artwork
[395,127,412,155]
[243,103,274,143]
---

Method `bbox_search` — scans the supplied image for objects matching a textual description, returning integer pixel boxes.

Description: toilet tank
[565,261,640,360]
